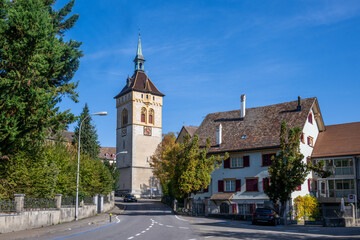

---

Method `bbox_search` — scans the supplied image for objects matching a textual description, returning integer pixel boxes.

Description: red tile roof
[99,147,116,159]
[195,97,319,153]
[114,71,165,99]
[312,122,360,158]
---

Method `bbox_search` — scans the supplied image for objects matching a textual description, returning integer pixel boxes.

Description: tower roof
[134,33,145,61]
[114,71,165,98]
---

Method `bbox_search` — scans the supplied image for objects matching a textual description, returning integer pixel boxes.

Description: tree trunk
[280,201,288,225]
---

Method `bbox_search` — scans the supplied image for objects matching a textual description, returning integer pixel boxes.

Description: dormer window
[308,113,313,124]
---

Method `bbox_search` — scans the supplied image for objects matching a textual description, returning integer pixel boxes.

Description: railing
[83,196,94,205]
[0,199,16,213]
[61,196,76,207]
[24,198,56,210]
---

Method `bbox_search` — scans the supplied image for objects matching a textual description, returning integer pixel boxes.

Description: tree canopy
[265,121,330,205]
[0,0,82,155]
[72,103,101,159]
[151,133,226,200]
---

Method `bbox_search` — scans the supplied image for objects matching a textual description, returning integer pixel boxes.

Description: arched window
[141,107,147,123]
[149,109,154,124]
[122,108,128,127]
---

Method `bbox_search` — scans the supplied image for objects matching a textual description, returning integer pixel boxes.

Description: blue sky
[57,0,360,147]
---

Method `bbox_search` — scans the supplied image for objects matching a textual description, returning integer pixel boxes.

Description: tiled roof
[210,193,234,200]
[99,147,116,159]
[114,71,165,99]
[184,126,198,137]
[312,122,360,158]
[195,97,318,153]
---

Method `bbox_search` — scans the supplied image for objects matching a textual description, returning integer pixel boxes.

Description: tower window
[149,108,154,124]
[122,108,128,127]
[146,95,148,99]
[153,96,155,100]
[141,94,143,98]
[140,63,143,69]
[141,107,147,123]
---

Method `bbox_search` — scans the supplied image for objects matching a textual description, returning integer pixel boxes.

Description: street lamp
[75,111,107,221]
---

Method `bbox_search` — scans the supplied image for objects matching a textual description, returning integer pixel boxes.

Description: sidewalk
[0,202,125,240]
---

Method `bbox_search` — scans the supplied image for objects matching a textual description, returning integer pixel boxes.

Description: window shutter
[308,113,313,124]
[243,156,250,167]
[308,179,311,192]
[263,178,269,191]
[224,158,230,168]
[296,185,302,191]
[218,180,224,192]
[307,137,310,145]
[236,179,241,192]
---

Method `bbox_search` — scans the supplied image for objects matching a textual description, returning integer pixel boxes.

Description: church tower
[114,34,164,197]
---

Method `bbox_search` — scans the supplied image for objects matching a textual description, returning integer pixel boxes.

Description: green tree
[265,121,330,220]
[151,133,227,201]
[0,0,82,156]
[72,103,101,159]
[103,160,120,191]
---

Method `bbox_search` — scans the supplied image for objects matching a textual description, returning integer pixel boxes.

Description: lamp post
[75,111,107,221]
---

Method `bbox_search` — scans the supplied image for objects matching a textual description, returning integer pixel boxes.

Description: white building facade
[192,96,325,216]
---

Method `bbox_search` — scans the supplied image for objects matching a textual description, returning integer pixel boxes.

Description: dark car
[124,194,137,202]
[252,208,280,226]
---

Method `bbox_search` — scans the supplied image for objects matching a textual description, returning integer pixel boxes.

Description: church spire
[134,32,145,72]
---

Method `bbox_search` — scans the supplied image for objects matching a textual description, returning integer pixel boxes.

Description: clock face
[122,128,127,136]
[144,126,152,136]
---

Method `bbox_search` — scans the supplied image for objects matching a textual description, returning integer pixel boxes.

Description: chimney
[297,96,302,111]
[241,94,246,118]
[216,124,222,145]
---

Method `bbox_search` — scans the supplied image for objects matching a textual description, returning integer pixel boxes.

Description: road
[183,216,360,240]
[37,198,199,240]
[3,198,360,240]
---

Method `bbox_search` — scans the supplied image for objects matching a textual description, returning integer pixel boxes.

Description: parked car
[252,208,280,226]
[124,194,137,202]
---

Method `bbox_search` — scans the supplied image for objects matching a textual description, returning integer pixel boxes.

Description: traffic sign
[348,194,356,203]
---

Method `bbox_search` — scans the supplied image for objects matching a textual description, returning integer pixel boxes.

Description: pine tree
[0,0,82,156]
[72,103,101,159]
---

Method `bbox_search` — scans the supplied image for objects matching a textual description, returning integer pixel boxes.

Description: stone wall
[0,192,115,234]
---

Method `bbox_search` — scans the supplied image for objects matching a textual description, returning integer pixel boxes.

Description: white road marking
[166,225,174,228]
[179,227,189,229]
[141,231,146,233]
[136,233,141,236]
[116,216,121,223]
[158,223,163,226]
[127,237,134,240]
[204,237,213,239]
[175,215,188,221]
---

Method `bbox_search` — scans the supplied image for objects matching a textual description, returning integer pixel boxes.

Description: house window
[246,178,259,192]
[335,158,353,175]
[225,180,235,192]
[149,109,154,124]
[307,136,314,147]
[141,107,146,123]
[308,113,313,124]
[328,179,355,198]
[262,153,275,167]
[121,108,128,127]
[231,157,243,168]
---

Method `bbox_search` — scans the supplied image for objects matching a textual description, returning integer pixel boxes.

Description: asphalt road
[38,199,199,240]
[183,216,360,240]
[2,199,360,240]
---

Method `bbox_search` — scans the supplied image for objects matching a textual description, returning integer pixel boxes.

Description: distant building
[176,126,198,144]
[311,122,360,205]
[114,35,164,198]
[191,96,325,215]
[98,147,116,165]
[48,130,74,147]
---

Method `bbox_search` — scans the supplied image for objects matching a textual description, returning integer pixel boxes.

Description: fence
[0,199,16,213]
[24,197,56,211]
[0,192,115,234]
